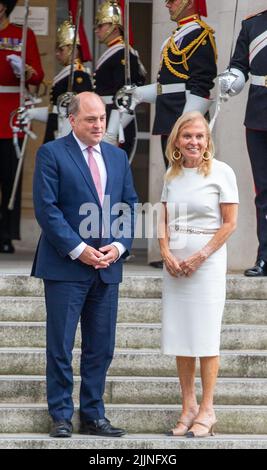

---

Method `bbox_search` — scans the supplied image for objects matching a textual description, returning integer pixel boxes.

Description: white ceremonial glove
[115,83,157,112]
[103,109,121,145]
[6,54,23,78]
[103,109,135,145]
[118,112,135,144]
[219,68,246,97]
[19,106,49,125]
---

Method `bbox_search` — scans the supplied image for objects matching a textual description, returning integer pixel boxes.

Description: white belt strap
[157,83,186,95]
[249,31,267,64]
[0,85,20,93]
[101,95,113,105]
[251,75,267,87]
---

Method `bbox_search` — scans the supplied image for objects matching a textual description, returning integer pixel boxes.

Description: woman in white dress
[159,111,239,438]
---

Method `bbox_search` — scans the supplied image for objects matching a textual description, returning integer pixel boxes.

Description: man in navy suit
[32,92,138,438]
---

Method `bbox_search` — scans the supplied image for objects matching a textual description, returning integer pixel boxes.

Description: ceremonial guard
[94,0,146,157]
[115,0,217,268]
[220,9,267,277]
[0,0,44,253]
[26,18,93,143]
[155,0,217,165]
[117,0,217,167]
[43,19,93,142]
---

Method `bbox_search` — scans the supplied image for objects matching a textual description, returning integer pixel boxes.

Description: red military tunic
[0,22,44,138]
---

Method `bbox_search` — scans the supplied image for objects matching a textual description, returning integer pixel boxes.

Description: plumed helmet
[56,20,80,49]
[2,0,18,17]
[95,0,123,27]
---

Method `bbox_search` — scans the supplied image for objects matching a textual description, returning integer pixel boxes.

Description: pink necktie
[87,146,103,204]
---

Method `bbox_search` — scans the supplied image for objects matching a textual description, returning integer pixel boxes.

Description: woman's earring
[202,150,211,161]
[172,148,182,161]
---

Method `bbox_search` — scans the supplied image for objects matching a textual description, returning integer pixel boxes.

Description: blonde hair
[165,111,214,180]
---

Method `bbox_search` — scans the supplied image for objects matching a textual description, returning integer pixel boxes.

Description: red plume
[119,0,134,46]
[195,0,208,17]
[68,0,92,62]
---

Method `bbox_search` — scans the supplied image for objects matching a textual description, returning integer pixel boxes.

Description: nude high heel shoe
[166,412,198,437]
[186,419,217,438]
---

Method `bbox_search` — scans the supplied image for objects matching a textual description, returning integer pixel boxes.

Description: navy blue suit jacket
[31,132,138,283]
[230,10,267,130]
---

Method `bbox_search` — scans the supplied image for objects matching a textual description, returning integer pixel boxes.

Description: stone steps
[0,273,266,448]
[1,274,267,299]
[1,434,267,449]
[1,297,267,325]
[1,404,267,434]
[1,376,267,406]
[1,322,267,350]
[0,348,266,377]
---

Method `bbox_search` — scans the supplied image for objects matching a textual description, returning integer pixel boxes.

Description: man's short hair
[68,95,80,116]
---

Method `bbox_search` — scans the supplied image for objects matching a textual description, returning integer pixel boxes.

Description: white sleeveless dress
[161,159,239,357]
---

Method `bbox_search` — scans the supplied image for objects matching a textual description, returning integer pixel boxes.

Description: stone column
[148,0,266,270]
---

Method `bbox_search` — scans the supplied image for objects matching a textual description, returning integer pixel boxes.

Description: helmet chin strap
[61,46,73,66]
[66,46,73,66]
[99,24,116,44]
[61,45,78,66]
[171,0,190,21]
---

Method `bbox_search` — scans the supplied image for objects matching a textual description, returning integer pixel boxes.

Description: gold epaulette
[162,19,217,80]
[245,10,267,20]
[197,19,215,35]
[197,19,217,61]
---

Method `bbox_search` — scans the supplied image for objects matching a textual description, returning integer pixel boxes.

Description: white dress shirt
[69,132,126,261]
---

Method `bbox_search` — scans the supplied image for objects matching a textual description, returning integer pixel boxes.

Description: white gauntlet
[18,107,49,125]
[219,68,246,96]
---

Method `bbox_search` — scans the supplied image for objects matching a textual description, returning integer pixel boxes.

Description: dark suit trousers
[44,272,119,423]
[246,129,267,261]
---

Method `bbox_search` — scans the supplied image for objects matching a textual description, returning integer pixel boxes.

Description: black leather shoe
[149,261,163,269]
[49,420,73,438]
[244,259,267,277]
[79,418,126,437]
[0,240,15,254]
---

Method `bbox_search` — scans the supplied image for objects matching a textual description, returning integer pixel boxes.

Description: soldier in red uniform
[0,0,44,253]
